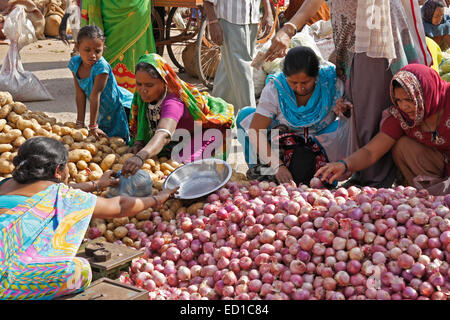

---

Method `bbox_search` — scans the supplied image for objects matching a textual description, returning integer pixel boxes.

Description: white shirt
[206,0,262,25]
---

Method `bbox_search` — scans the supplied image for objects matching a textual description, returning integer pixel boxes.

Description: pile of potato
[0,91,182,191]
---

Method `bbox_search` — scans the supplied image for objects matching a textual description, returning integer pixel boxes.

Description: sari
[0,183,97,300]
[129,54,235,161]
[81,0,156,93]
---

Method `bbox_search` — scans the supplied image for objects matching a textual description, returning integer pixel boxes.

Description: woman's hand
[97,170,120,190]
[262,27,292,62]
[122,155,144,176]
[275,165,295,185]
[155,186,180,207]
[333,98,353,118]
[128,141,144,154]
[314,161,347,185]
[90,127,108,140]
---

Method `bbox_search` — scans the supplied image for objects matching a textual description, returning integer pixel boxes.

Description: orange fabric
[283,0,330,25]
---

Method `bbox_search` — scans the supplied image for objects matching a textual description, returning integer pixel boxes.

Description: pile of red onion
[118,179,450,300]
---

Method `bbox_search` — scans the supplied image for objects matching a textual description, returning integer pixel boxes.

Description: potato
[0,144,13,153]
[130,217,138,225]
[84,143,98,156]
[92,155,102,163]
[59,135,73,146]
[116,145,129,155]
[159,157,168,163]
[72,130,84,142]
[89,163,102,173]
[0,104,13,119]
[70,142,84,150]
[1,151,11,159]
[109,137,125,146]
[153,180,164,191]
[80,128,89,137]
[106,222,115,231]
[145,158,156,167]
[0,92,13,106]
[163,170,171,176]
[75,172,88,183]
[16,117,33,131]
[0,119,6,132]
[176,207,187,214]
[11,102,27,115]
[85,136,96,143]
[99,145,113,154]
[113,226,128,239]
[154,171,164,180]
[162,209,175,221]
[69,149,92,162]
[113,217,129,227]
[0,159,14,174]
[119,153,135,164]
[67,162,77,177]
[64,144,70,151]
[35,128,50,137]
[169,199,182,212]
[136,221,146,230]
[22,128,35,140]
[60,126,72,136]
[142,163,151,171]
[12,136,26,148]
[101,154,117,171]
[187,202,204,215]
[88,170,102,181]
[161,163,175,172]
[2,124,12,133]
[167,159,181,168]
[136,210,152,221]
[99,137,109,145]
[122,237,134,246]
[30,118,41,131]
[77,160,88,170]
[41,122,52,132]
[47,117,57,126]
[0,129,22,144]
[112,163,123,172]
[152,163,161,172]
[7,111,20,124]
[105,230,116,242]
[64,121,77,129]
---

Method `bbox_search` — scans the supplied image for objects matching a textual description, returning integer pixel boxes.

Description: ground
[0,38,248,174]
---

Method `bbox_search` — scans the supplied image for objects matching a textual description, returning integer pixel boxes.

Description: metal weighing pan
[162,158,232,200]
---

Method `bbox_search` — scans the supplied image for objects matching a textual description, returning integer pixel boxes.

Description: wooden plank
[153,0,203,8]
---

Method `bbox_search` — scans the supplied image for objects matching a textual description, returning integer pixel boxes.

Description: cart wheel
[152,7,165,56]
[165,7,201,72]
[195,15,220,90]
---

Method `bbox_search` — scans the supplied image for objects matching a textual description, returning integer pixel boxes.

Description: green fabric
[81,0,156,92]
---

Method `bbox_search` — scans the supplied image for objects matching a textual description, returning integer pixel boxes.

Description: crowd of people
[0,0,449,300]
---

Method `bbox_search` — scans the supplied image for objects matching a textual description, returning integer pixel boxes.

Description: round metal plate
[162,158,232,199]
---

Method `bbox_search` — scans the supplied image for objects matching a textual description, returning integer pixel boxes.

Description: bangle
[283,22,297,36]
[155,128,173,140]
[208,19,219,25]
[76,120,85,126]
[272,162,285,171]
[151,195,161,207]
[337,160,349,174]
[91,181,101,193]
[88,123,98,130]
[134,153,146,163]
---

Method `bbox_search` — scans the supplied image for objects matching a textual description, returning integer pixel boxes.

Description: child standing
[68,25,132,142]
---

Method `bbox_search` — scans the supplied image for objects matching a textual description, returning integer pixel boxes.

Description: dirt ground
[0,38,248,173]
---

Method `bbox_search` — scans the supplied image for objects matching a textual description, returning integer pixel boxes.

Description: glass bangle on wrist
[283,22,297,36]
[151,195,160,207]
[88,123,99,130]
[337,160,349,174]
[134,153,146,163]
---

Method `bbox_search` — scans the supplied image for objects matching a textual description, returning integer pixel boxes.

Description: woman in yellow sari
[81,0,156,93]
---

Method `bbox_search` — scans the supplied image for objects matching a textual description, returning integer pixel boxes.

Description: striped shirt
[206,0,262,25]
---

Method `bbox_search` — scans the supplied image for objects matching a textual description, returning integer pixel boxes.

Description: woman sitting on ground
[316,64,450,195]
[122,53,235,176]
[422,0,450,50]
[236,46,348,185]
[0,137,178,300]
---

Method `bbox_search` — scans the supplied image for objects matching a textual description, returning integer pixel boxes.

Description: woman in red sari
[316,64,450,195]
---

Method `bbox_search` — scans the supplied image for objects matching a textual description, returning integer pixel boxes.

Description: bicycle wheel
[195,15,221,90]
[152,7,165,56]
[165,7,201,72]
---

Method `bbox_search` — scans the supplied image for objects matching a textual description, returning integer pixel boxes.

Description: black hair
[283,46,320,78]
[135,62,163,81]
[77,25,106,44]
[12,137,68,184]
[392,80,402,89]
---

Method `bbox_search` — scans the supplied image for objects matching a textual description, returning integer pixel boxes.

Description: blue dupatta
[267,65,339,133]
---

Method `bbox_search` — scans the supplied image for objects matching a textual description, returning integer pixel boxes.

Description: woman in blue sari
[236,46,347,184]
[0,137,178,300]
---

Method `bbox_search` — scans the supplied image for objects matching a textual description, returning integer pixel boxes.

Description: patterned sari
[0,184,97,300]
[81,0,156,93]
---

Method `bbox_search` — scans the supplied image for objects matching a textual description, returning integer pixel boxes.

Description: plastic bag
[0,6,53,102]
[106,170,153,198]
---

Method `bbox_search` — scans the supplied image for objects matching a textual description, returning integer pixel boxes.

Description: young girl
[68,25,132,142]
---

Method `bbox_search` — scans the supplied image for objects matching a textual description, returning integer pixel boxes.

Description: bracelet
[208,19,219,25]
[76,120,85,126]
[272,162,285,171]
[88,123,99,130]
[337,160,349,174]
[151,195,161,207]
[283,22,297,36]
[155,128,173,140]
[91,180,101,193]
[134,153,146,163]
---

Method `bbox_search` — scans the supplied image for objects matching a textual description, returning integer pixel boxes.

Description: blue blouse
[0,179,27,209]
[68,56,132,142]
